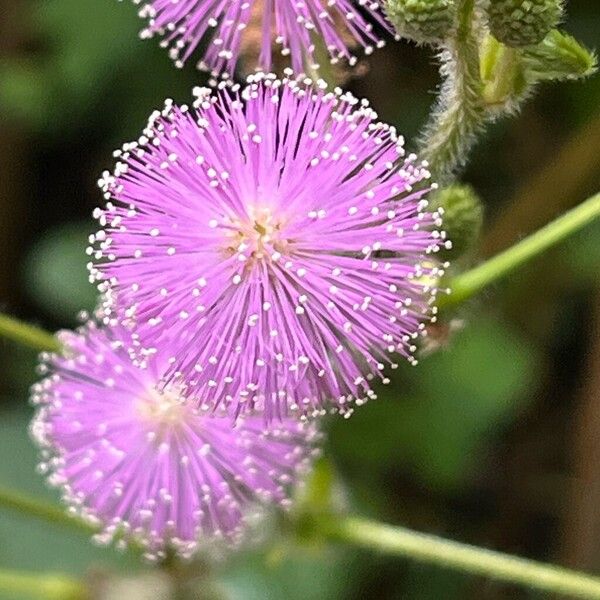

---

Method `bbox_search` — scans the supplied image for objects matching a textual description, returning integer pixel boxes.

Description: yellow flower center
[137,388,187,428]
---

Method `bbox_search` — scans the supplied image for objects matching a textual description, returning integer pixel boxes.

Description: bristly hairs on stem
[419,0,486,182]
[415,0,596,183]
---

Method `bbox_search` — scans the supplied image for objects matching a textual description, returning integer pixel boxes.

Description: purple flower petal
[31,323,320,559]
[92,73,447,421]
[135,0,393,76]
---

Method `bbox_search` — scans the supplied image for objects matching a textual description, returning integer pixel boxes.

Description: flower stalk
[0,568,86,600]
[7,482,600,598]
[440,191,600,307]
[1,195,599,348]
[0,486,97,537]
[0,485,152,556]
[325,516,600,599]
[415,0,595,182]
[0,313,59,353]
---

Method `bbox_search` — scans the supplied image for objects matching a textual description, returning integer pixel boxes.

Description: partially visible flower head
[30,323,319,560]
[135,0,393,77]
[91,73,448,422]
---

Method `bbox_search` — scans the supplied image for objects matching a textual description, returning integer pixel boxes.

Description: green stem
[419,0,484,182]
[440,191,600,307]
[0,314,59,353]
[0,486,148,556]
[0,486,98,537]
[326,516,600,599]
[0,568,86,600]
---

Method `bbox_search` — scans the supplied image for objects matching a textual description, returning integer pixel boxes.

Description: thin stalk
[0,314,59,353]
[0,486,148,556]
[0,568,86,600]
[0,486,98,537]
[326,516,600,599]
[440,192,600,307]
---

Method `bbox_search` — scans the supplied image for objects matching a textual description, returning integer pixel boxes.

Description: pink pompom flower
[91,73,447,422]
[30,323,319,560]
[135,0,393,77]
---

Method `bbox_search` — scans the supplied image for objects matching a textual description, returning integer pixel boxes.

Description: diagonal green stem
[0,314,59,353]
[1,196,597,348]
[0,568,86,600]
[325,516,600,599]
[7,483,600,598]
[440,191,600,307]
[0,486,98,537]
[0,486,148,556]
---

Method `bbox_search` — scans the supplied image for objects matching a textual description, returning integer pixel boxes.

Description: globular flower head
[91,73,448,422]
[135,0,393,78]
[30,323,319,560]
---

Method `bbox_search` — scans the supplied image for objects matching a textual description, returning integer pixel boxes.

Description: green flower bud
[385,0,457,46]
[487,0,563,47]
[430,184,483,259]
[522,29,597,82]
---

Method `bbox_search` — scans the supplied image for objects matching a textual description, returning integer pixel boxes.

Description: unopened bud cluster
[386,0,456,45]
[385,0,564,50]
[487,0,563,47]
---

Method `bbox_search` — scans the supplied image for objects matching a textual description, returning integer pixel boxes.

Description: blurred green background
[0,0,599,598]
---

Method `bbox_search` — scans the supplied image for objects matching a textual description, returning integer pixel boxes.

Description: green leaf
[402,317,539,488]
[330,317,540,491]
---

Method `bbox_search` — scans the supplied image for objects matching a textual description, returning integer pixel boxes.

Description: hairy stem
[0,313,59,353]
[326,516,600,599]
[0,568,86,600]
[419,0,484,181]
[440,191,600,307]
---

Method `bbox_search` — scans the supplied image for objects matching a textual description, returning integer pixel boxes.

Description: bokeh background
[0,0,599,598]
